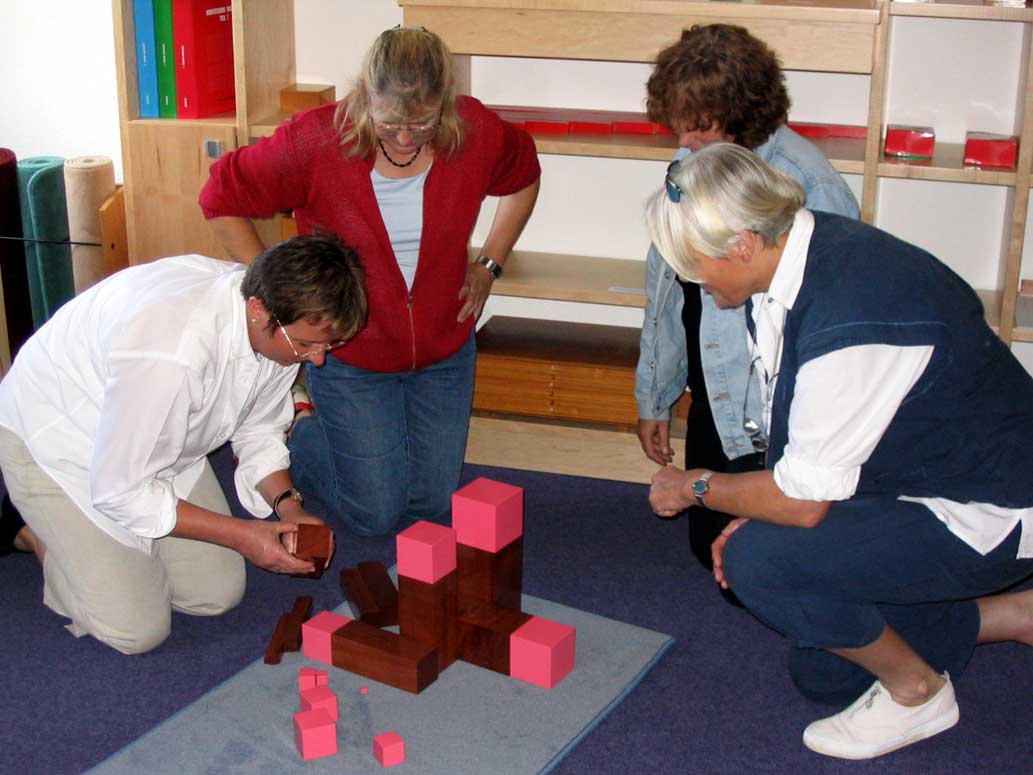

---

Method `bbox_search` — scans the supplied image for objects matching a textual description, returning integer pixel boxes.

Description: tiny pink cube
[300,685,339,721]
[373,730,406,767]
[293,708,337,761]
[302,610,351,665]
[298,667,328,692]
[451,478,523,553]
[510,616,576,689]
[396,521,456,584]
[360,686,369,695]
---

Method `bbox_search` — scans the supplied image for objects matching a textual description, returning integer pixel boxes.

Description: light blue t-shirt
[372,165,431,291]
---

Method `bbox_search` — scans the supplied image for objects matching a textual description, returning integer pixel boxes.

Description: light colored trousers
[0,427,245,654]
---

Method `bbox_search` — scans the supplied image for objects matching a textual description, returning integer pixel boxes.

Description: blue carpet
[2,444,1032,774]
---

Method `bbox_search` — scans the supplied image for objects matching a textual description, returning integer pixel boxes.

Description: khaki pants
[0,427,245,654]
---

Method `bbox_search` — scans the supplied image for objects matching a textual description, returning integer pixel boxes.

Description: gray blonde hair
[645,142,804,281]
[335,26,464,158]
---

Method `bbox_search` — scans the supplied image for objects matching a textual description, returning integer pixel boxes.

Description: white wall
[4,3,1031,364]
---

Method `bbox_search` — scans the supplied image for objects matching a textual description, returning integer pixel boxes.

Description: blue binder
[134,0,160,118]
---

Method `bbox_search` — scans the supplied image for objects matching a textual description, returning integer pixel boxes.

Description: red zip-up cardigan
[199,96,540,372]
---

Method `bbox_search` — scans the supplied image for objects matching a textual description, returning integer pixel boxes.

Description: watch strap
[692,471,715,508]
[273,487,304,518]
[475,254,503,279]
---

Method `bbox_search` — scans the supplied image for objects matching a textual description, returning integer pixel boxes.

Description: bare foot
[13,524,46,564]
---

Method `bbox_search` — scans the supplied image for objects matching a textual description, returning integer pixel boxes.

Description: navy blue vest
[768,212,1033,508]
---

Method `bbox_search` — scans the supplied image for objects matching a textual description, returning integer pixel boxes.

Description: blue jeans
[288,334,475,537]
[723,497,1033,706]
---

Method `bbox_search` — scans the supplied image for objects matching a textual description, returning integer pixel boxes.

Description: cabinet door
[125,122,238,263]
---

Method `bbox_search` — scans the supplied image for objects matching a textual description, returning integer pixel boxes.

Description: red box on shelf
[963,132,1018,168]
[788,121,867,139]
[884,125,935,159]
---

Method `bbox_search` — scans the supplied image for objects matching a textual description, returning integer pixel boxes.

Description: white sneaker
[803,672,959,760]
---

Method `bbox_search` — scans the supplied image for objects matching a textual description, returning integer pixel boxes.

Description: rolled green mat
[17,156,75,328]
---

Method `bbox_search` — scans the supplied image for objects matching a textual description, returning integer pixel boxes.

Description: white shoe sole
[803,704,960,760]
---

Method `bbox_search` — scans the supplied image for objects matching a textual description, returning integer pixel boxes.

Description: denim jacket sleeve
[635,243,688,420]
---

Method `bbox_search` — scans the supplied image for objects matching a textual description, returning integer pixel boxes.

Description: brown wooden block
[264,613,290,665]
[457,536,523,610]
[292,524,332,579]
[283,595,313,652]
[280,83,336,115]
[359,561,399,626]
[455,599,532,675]
[398,570,458,673]
[330,620,439,694]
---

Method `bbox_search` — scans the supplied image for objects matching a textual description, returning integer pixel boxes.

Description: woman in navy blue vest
[645,142,1033,760]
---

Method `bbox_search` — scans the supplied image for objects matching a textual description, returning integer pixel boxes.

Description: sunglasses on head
[665,160,683,203]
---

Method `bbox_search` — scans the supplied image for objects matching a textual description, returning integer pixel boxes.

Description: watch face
[692,480,707,496]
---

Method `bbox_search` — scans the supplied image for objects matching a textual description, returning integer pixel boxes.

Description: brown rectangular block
[263,613,290,665]
[330,620,439,694]
[359,561,399,625]
[457,536,523,610]
[283,595,313,652]
[398,570,458,673]
[455,599,532,675]
[280,83,336,115]
[292,523,332,579]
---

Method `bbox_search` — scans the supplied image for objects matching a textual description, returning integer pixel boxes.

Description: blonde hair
[334,26,464,158]
[645,142,804,281]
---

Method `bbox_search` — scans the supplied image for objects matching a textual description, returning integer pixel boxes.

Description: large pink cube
[451,478,523,552]
[298,667,328,692]
[510,616,576,689]
[302,610,351,665]
[373,730,406,767]
[300,685,339,721]
[396,521,456,584]
[293,708,337,760]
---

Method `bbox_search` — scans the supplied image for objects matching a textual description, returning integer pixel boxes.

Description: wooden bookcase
[109,0,1033,479]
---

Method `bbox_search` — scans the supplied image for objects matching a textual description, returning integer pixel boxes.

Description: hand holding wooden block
[291,523,333,579]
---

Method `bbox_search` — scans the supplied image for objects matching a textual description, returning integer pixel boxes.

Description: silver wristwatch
[692,471,715,508]
[475,254,503,279]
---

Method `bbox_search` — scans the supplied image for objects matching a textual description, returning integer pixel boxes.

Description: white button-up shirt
[0,255,299,554]
[751,209,1033,558]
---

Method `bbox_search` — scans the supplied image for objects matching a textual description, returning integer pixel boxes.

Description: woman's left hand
[457,262,495,322]
[712,517,749,589]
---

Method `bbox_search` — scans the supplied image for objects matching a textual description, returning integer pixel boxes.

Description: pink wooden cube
[510,616,576,689]
[302,610,351,665]
[298,667,328,691]
[451,477,523,552]
[293,708,337,760]
[300,685,339,721]
[373,730,406,767]
[396,521,456,583]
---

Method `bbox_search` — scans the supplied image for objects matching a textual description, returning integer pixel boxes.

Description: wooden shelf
[473,249,646,307]
[249,112,293,141]
[979,288,1003,332]
[890,0,1033,22]
[878,143,1018,185]
[129,115,237,129]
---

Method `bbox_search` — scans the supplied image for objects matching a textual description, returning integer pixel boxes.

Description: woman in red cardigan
[200,25,541,536]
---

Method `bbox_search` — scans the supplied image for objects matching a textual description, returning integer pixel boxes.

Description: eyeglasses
[371,117,439,139]
[665,160,683,203]
[272,313,347,360]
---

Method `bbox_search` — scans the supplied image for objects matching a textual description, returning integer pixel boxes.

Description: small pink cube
[510,616,576,689]
[298,667,328,691]
[293,708,337,760]
[373,730,406,767]
[396,521,456,584]
[302,610,351,665]
[451,478,523,553]
[300,685,339,721]
[360,686,369,695]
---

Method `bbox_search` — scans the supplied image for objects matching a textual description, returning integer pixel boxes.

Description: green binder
[154,0,177,118]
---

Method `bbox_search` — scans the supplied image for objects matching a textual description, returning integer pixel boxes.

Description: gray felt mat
[86,590,673,775]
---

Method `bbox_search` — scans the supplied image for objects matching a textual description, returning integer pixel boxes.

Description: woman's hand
[649,465,695,517]
[711,517,749,589]
[239,519,316,575]
[279,512,335,572]
[638,418,674,466]
[457,262,495,322]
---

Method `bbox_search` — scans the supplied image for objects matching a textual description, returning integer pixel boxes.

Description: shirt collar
[766,207,814,313]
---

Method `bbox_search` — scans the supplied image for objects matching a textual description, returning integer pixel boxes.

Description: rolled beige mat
[64,156,117,293]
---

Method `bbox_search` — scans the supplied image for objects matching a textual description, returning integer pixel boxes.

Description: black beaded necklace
[378,140,422,168]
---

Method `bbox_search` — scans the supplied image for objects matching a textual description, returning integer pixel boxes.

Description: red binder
[173,0,235,119]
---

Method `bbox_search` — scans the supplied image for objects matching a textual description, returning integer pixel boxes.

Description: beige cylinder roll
[64,156,117,293]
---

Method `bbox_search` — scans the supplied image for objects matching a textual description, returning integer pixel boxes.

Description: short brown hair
[646,24,790,151]
[242,232,368,341]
